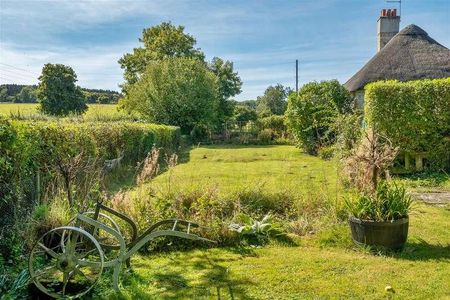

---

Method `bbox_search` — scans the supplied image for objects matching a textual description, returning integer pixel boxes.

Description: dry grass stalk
[136,147,160,185]
[343,129,399,193]
[166,153,178,168]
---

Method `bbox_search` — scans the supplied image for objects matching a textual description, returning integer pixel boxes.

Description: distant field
[0,103,121,117]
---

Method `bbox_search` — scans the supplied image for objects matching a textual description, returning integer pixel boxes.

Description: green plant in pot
[344,130,412,250]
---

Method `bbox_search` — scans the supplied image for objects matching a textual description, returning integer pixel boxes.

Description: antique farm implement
[28,201,215,299]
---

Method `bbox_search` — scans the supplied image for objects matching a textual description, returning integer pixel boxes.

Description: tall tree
[208,57,242,123]
[37,64,87,116]
[256,84,291,117]
[118,22,242,127]
[120,58,218,133]
[118,22,205,92]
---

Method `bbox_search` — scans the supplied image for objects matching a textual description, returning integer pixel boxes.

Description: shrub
[257,129,274,144]
[318,145,336,160]
[258,115,287,138]
[232,105,257,126]
[190,123,211,143]
[285,80,353,154]
[365,78,450,170]
[333,112,363,157]
[0,119,180,259]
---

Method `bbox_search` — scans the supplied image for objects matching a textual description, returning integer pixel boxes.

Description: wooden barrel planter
[349,217,409,250]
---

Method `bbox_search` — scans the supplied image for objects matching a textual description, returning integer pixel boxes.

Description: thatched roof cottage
[345,9,450,107]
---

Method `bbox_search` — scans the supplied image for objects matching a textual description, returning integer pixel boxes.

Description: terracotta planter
[349,216,409,250]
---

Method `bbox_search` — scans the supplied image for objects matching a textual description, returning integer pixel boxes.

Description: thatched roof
[345,24,450,92]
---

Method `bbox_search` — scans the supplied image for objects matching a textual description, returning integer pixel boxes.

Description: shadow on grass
[360,238,450,262]
[395,238,450,261]
[103,164,138,195]
[272,234,299,247]
[122,250,255,299]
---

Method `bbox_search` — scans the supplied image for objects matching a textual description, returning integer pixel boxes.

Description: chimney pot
[377,8,400,51]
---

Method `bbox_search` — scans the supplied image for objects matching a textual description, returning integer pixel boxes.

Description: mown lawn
[152,145,340,195]
[0,102,120,117]
[93,145,450,300]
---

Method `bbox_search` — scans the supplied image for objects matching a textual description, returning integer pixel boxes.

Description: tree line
[0,83,121,104]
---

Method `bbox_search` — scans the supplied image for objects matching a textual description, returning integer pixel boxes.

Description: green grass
[92,145,450,299]
[0,102,121,117]
[151,145,340,195]
[394,172,450,192]
[93,203,450,300]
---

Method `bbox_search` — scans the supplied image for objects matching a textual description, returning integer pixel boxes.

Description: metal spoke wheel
[29,227,104,299]
[68,212,123,249]
[82,212,122,248]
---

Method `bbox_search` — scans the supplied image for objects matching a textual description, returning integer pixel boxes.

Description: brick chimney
[377,8,400,52]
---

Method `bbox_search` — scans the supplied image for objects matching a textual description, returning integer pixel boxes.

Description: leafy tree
[257,84,291,116]
[118,22,242,127]
[285,80,353,154]
[232,105,258,125]
[37,64,87,116]
[120,58,218,133]
[14,85,37,103]
[97,95,110,104]
[240,99,258,110]
[118,22,205,91]
[208,57,242,123]
[0,87,8,101]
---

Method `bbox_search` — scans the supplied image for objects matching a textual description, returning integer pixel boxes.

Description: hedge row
[0,119,180,257]
[365,78,450,169]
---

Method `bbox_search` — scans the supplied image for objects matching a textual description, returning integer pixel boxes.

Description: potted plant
[346,182,412,249]
[343,130,413,249]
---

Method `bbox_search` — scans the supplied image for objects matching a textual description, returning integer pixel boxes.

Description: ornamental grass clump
[346,182,412,222]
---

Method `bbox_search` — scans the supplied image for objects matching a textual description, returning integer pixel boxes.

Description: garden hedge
[0,119,180,257]
[364,78,450,170]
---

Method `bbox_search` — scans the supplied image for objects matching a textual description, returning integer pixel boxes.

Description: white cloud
[0,43,129,90]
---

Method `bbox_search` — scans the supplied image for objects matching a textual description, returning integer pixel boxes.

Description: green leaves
[118,22,205,90]
[365,78,450,170]
[345,182,413,222]
[37,64,87,116]
[118,22,242,128]
[256,84,290,117]
[285,80,353,154]
[229,213,283,245]
[121,58,219,134]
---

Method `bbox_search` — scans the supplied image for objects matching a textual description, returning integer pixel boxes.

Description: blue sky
[0,0,449,100]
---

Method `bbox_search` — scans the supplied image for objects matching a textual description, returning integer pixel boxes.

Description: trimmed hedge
[0,119,180,257]
[365,78,450,170]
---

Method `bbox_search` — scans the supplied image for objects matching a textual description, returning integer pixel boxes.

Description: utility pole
[295,59,299,94]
